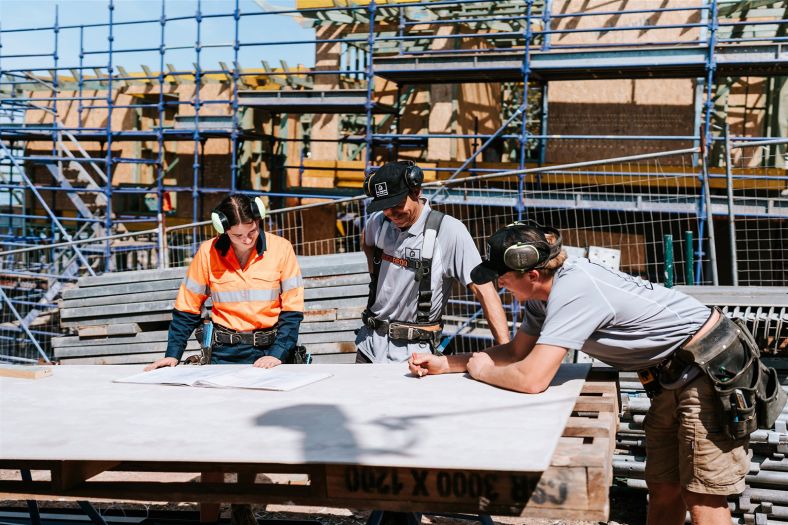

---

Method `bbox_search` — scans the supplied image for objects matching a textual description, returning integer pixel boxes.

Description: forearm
[443,340,515,372]
[475,364,542,394]
[269,310,304,361]
[470,283,510,344]
[475,343,568,394]
[165,309,203,360]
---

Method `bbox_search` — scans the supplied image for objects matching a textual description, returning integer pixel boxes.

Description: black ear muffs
[363,171,376,198]
[503,240,552,271]
[402,160,424,189]
[211,196,266,235]
[503,221,563,271]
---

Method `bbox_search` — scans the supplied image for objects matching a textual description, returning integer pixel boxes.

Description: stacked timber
[53,253,369,365]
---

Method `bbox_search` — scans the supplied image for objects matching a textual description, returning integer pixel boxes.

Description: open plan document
[115,365,332,391]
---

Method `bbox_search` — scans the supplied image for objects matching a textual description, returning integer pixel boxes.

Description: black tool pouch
[192,323,213,365]
[676,310,786,439]
[285,345,310,365]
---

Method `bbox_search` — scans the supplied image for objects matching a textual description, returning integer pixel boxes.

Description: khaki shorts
[644,373,749,495]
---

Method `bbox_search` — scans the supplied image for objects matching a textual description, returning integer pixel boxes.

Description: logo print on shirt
[405,248,421,260]
[374,182,388,197]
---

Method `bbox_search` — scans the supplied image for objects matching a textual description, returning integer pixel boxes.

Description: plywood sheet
[0,363,589,474]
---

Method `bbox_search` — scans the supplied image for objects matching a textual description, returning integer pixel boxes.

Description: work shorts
[644,373,750,495]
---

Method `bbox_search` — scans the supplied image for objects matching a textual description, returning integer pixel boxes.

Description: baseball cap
[470,222,561,285]
[365,162,415,213]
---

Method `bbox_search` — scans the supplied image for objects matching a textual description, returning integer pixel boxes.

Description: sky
[0,0,316,75]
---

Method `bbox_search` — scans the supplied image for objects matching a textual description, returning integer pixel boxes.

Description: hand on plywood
[144,357,178,371]
[408,352,449,377]
[253,355,282,369]
[466,352,494,380]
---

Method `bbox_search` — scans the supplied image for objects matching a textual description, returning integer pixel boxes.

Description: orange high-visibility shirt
[175,232,304,331]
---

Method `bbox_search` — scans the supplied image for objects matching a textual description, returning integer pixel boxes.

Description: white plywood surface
[0,363,589,473]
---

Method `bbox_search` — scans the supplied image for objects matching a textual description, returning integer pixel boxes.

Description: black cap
[365,162,415,213]
[470,222,561,285]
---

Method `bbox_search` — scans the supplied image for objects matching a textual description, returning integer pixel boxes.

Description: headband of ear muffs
[210,196,266,235]
[363,161,425,197]
[502,221,563,272]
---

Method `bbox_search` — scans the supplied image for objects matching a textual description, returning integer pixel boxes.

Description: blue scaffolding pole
[698,0,719,285]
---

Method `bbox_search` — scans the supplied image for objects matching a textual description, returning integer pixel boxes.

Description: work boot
[230,504,257,525]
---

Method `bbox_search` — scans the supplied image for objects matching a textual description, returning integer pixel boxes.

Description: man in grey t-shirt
[408,221,753,525]
[356,160,509,363]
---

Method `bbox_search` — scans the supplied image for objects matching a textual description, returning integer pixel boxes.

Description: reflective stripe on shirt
[183,276,209,296]
[281,275,304,292]
[211,288,280,304]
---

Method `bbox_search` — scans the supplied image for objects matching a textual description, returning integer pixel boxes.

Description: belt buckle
[230,333,241,345]
[388,322,404,339]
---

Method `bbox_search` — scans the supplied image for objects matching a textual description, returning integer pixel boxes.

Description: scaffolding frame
[0,0,787,359]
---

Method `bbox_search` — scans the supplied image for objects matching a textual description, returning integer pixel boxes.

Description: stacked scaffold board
[53,252,370,365]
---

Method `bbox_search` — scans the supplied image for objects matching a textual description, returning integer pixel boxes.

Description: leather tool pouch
[192,322,214,365]
[285,345,310,365]
[675,309,786,440]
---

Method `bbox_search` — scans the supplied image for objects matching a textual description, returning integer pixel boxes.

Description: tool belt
[197,323,277,348]
[362,309,442,350]
[670,308,787,440]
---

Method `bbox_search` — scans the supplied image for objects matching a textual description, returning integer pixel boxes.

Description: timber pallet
[53,252,369,365]
[522,379,619,521]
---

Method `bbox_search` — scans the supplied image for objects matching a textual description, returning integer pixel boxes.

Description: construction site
[1,0,788,524]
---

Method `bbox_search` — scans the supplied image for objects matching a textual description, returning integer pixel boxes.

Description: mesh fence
[725,139,788,286]
[4,145,788,362]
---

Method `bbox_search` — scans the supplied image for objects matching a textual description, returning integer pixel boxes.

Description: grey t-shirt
[356,201,482,363]
[520,257,710,372]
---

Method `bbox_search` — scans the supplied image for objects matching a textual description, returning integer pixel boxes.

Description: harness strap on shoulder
[366,217,390,312]
[416,210,445,324]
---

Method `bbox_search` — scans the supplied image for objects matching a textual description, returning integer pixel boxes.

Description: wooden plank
[299,319,359,334]
[60,300,175,320]
[62,290,177,309]
[61,312,172,328]
[304,273,370,289]
[77,324,141,338]
[63,279,183,300]
[298,331,357,345]
[306,297,366,311]
[58,350,200,365]
[52,330,173,348]
[303,309,338,323]
[0,366,53,380]
[77,268,186,288]
[337,307,365,320]
[304,284,368,301]
[55,341,200,359]
[52,461,120,491]
[304,342,357,355]
[309,352,357,364]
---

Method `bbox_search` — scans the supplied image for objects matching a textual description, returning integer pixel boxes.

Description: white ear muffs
[211,211,229,235]
[251,196,266,221]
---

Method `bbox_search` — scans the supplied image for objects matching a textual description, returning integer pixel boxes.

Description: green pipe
[663,234,674,288]
[684,231,694,285]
